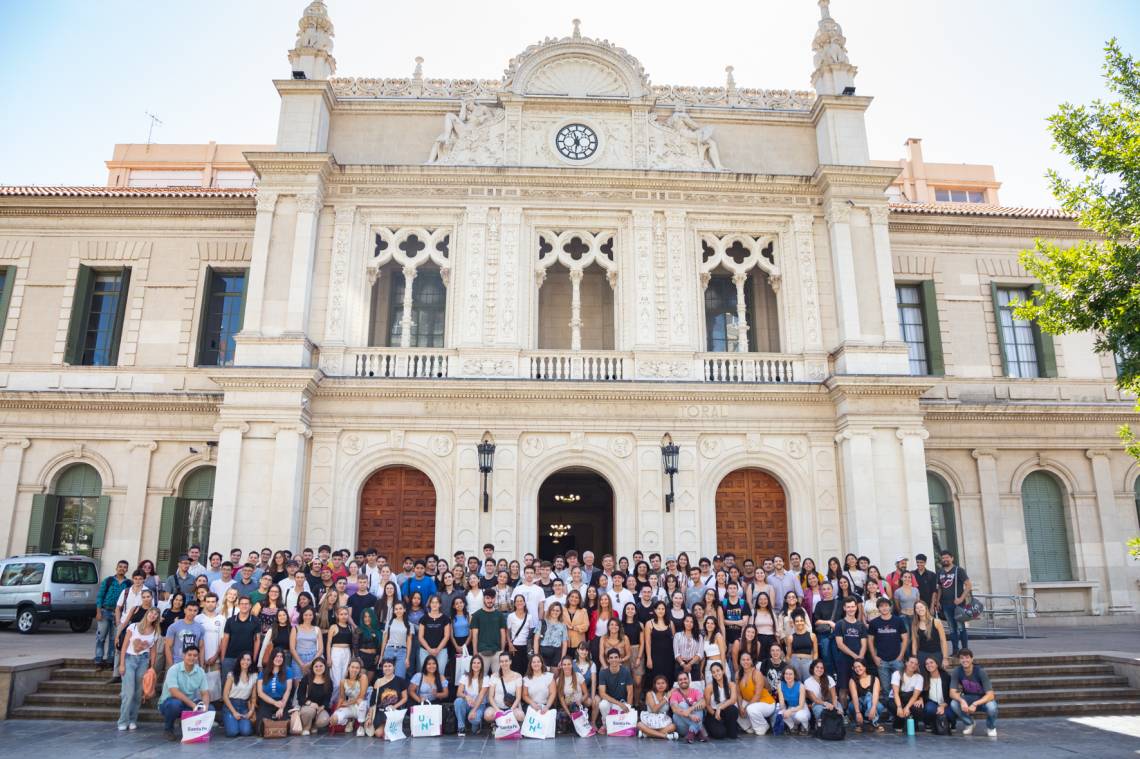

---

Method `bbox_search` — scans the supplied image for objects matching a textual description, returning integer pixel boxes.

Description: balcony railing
[525,351,628,381]
[351,348,454,378]
[700,353,797,383]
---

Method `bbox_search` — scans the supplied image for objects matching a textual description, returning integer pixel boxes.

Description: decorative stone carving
[639,360,690,379]
[292,1,334,55]
[609,436,632,459]
[427,99,506,165]
[811,0,858,96]
[522,436,544,458]
[503,19,649,98]
[430,435,454,456]
[461,358,514,376]
[786,438,807,459]
[367,226,452,287]
[746,433,763,452]
[255,192,279,214]
[699,437,720,458]
[325,207,354,340]
[341,434,362,455]
[295,193,321,214]
[649,107,723,171]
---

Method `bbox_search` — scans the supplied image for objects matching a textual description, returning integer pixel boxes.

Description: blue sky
[1,0,1137,207]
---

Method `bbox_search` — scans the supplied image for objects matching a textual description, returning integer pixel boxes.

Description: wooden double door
[715,468,789,562]
[358,466,436,561]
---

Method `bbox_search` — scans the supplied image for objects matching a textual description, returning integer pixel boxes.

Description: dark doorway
[537,468,614,560]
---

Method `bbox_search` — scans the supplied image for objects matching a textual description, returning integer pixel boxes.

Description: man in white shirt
[512,565,546,620]
[280,562,311,610]
[195,592,226,673]
[208,562,236,599]
[116,571,147,628]
[611,572,635,611]
[548,578,568,611]
[566,566,588,600]
[364,549,382,596]
[186,545,208,578]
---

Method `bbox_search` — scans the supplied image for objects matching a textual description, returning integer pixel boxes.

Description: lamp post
[478,431,496,513]
[661,433,679,513]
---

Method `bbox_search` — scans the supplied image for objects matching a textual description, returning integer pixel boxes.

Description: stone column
[240,192,278,335]
[458,206,488,346]
[972,449,1008,594]
[898,428,935,561]
[285,193,322,335]
[101,441,155,568]
[868,205,901,343]
[209,422,249,556]
[664,211,691,350]
[0,438,29,558]
[836,429,878,558]
[792,214,825,353]
[732,272,749,352]
[399,265,418,349]
[569,268,583,351]
[1087,450,1135,612]
[824,200,861,343]
[631,209,657,348]
[319,207,357,375]
[269,425,311,552]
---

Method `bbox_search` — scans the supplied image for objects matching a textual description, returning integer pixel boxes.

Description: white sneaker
[667,732,679,741]
[128,723,137,731]
[301,729,310,736]
[986,728,997,738]
[117,724,127,732]
[962,724,974,736]
[356,727,365,737]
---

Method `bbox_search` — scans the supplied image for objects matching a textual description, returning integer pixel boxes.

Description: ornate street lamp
[478,431,496,513]
[661,433,679,513]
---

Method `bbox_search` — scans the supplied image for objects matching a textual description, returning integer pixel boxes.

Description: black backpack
[818,708,846,741]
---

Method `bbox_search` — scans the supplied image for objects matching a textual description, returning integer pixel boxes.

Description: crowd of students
[94,543,998,741]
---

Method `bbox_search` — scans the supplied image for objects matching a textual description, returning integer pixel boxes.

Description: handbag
[933,713,951,735]
[261,718,289,738]
[818,708,845,741]
[141,667,157,700]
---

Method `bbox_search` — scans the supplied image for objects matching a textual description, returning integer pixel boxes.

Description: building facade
[0,1,1137,616]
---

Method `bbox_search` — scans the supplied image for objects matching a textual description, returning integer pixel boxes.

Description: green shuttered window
[1021,471,1073,582]
[64,265,131,366]
[991,283,1057,378]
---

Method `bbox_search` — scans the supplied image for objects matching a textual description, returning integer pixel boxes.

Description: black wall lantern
[477,431,496,513]
[661,433,679,512]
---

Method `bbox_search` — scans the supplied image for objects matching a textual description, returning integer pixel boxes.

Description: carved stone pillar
[869,205,901,343]
[897,428,934,561]
[972,448,1008,594]
[837,429,878,558]
[631,209,656,349]
[209,422,249,557]
[1087,449,1135,612]
[320,207,357,375]
[269,425,312,551]
[824,200,861,344]
[285,193,322,335]
[732,272,749,353]
[399,265,417,349]
[240,192,278,336]
[792,213,824,353]
[664,211,690,349]
[569,267,584,351]
[0,438,29,558]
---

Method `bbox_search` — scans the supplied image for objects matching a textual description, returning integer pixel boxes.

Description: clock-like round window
[555,123,598,161]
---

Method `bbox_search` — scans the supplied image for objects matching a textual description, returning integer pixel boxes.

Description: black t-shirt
[537,579,555,598]
[914,570,939,607]
[224,614,260,658]
[420,613,451,648]
[371,676,408,708]
[835,618,867,657]
[635,602,657,625]
[598,665,633,701]
[937,566,968,605]
[347,592,376,625]
[479,576,498,591]
[812,598,840,633]
[868,615,905,661]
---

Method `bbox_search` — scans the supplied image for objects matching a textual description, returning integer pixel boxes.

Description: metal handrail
[969,592,1038,639]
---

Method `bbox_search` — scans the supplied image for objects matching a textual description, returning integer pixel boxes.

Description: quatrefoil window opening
[399,234,426,259]
[563,236,590,261]
[374,235,389,257]
[435,235,450,258]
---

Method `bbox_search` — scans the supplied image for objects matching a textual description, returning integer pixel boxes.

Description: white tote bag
[604,709,638,737]
[521,707,557,739]
[454,653,472,683]
[570,709,596,737]
[494,709,522,739]
[383,708,407,741]
[180,709,215,743]
[410,703,443,737]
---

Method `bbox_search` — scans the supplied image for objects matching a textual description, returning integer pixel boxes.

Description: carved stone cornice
[888,220,1092,239]
[1,438,30,450]
[0,391,220,414]
[971,448,997,460]
[243,152,338,181]
[0,201,255,220]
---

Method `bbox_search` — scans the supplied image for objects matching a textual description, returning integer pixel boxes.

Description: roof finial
[572,18,582,39]
[810,0,856,95]
[413,56,424,79]
[725,65,736,90]
[819,0,831,20]
[288,0,336,79]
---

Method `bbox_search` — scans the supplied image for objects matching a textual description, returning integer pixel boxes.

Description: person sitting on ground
[367,657,409,737]
[921,655,955,733]
[803,657,840,728]
[295,656,333,735]
[669,670,707,744]
[703,660,740,740]
[638,674,678,740]
[220,651,256,738]
[484,651,525,727]
[949,648,998,737]
[735,651,775,735]
[889,655,925,733]
[256,648,293,726]
[596,647,634,734]
[777,664,811,735]
[158,644,211,741]
[847,658,883,733]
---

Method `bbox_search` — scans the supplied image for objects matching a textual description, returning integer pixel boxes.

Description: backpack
[818,709,846,741]
[932,713,951,735]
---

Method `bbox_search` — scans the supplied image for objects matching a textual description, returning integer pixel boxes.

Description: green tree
[1016,40,1140,470]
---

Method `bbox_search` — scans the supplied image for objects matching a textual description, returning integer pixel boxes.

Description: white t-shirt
[891,671,924,693]
[507,611,536,646]
[803,675,836,702]
[117,586,146,626]
[280,581,311,610]
[611,588,635,612]
[195,612,227,662]
[523,672,554,707]
[209,578,235,599]
[124,623,158,655]
[513,583,546,621]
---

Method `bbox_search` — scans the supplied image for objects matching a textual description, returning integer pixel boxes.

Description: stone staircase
[9,655,1140,722]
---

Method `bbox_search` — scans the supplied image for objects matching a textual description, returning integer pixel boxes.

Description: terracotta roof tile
[888,201,1072,220]
[0,186,257,198]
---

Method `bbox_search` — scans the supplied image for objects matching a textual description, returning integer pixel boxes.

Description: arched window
[926,472,958,560]
[1021,471,1073,582]
[158,466,216,576]
[27,463,108,556]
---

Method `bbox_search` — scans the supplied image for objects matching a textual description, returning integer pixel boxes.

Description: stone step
[984,664,1116,677]
[10,705,162,722]
[25,691,123,707]
[37,679,123,694]
[991,674,1129,689]
[976,655,1104,666]
[998,699,1140,718]
[995,686,1140,704]
[50,667,115,682]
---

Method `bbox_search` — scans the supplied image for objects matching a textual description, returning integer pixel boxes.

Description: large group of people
[93,542,998,741]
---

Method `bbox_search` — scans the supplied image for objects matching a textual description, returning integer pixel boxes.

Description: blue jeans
[672,710,704,734]
[951,695,997,729]
[159,697,186,731]
[117,653,149,727]
[817,634,836,677]
[847,693,881,726]
[941,605,969,654]
[454,696,486,732]
[95,613,116,664]
[222,697,253,737]
[384,645,408,678]
[922,699,955,729]
[877,658,904,697]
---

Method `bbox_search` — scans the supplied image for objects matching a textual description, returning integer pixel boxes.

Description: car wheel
[69,617,93,633]
[16,607,39,634]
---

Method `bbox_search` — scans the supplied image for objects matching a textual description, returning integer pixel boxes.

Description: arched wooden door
[359,466,436,561]
[715,468,788,562]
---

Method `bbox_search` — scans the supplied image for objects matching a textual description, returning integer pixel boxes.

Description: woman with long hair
[375,581,398,628]
[802,572,824,618]
[843,553,866,598]
[589,591,615,642]
[417,593,452,674]
[409,654,449,704]
[894,571,920,631]
[493,571,514,612]
[521,653,554,715]
[269,551,289,584]
[295,656,333,735]
[221,651,256,737]
[367,657,408,737]
[380,601,412,678]
[777,665,811,734]
[562,589,589,649]
[847,658,883,733]
[454,651,489,735]
[748,569,772,611]
[256,649,293,722]
[701,614,728,682]
[330,657,369,735]
[553,653,590,726]
[798,557,823,590]
[920,655,954,732]
[326,606,354,692]
[505,594,534,675]
[778,591,805,640]
[537,601,568,669]
[673,613,703,681]
[731,623,761,676]
[264,607,294,673]
[644,600,675,691]
[357,607,384,680]
[508,560,522,586]
[485,651,525,726]
[751,591,777,662]
[910,599,949,669]
[255,585,284,634]
[450,595,471,687]
[663,573,680,605]
[825,556,843,590]
[785,612,819,683]
[117,606,160,731]
[646,571,666,603]
[804,657,840,726]
[668,590,688,627]
[701,587,719,614]
[464,573,484,617]
[638,674,678,739]
[702,661,739,739]
[584,585,599,615]
[620,602,644,695]
[889,654,924,733]
[736,650,775,735]
[291,605,321,677]
[599,616,629,671]
[137,559,162,600]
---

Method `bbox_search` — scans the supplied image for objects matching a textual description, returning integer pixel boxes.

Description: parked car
[0,554,99,634]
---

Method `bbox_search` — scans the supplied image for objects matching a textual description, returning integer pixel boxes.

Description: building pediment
[503,21,650,99]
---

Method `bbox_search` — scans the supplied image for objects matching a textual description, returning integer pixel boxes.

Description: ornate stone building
[0,1,1136,616]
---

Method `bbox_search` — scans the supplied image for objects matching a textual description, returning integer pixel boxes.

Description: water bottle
[906,717,915,736]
